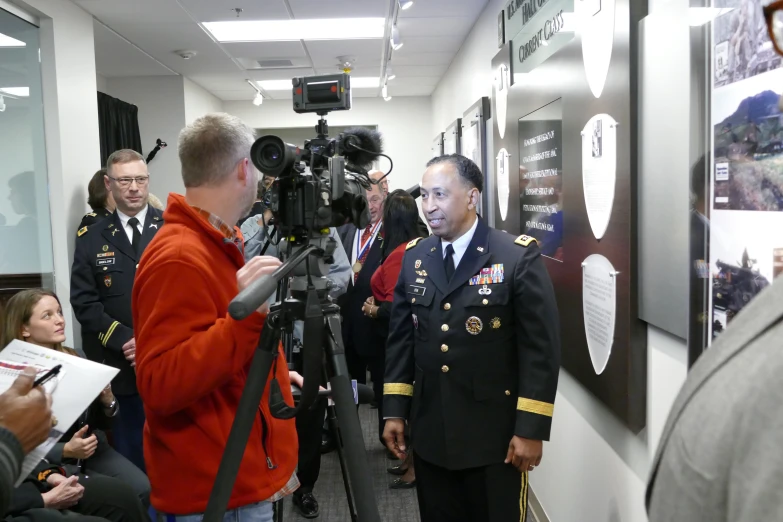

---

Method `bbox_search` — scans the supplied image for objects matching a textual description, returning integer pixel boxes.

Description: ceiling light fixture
[0,32,25,48]
[386,67,396,80]
[0,96,5,112]
[258,77,380,90]
[391,26,403,50]
[400,1,414,9]
[0,87,29,97]
[253,92,263,106]
[202,18,386,42]
[382,84,391,101]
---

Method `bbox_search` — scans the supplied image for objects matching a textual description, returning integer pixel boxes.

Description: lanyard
[355,220,382,262]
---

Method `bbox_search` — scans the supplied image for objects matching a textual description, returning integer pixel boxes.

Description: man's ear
[104,174,111,192]
[238,158,250,183]
[468,188,480,210]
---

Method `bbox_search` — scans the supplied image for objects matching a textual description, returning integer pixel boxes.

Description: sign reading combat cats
[506,0,575,75]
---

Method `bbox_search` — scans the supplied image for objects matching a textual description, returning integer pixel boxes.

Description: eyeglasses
[107,175,150,188]
[764,0,783,56]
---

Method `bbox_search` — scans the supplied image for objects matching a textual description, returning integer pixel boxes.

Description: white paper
[581,114,618,239]
[496,148,510,222]
[494,64,509,139]
[0,340,119,485]
[582,254,617,375]
[579,0,616,98]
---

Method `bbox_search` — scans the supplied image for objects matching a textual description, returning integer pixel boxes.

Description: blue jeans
[159,502,274,522]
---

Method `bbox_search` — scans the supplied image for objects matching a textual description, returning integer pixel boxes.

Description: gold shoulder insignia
[514,234,538,247]
[405,237,423,250]
[86,212,96,218]
[77,226,88,237]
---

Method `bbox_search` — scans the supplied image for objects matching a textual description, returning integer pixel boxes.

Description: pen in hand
[33,364,62,387]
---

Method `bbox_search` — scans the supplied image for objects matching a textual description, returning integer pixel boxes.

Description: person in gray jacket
[240,201,351,519]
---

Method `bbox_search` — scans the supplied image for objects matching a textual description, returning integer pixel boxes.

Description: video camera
[250,73,386,237]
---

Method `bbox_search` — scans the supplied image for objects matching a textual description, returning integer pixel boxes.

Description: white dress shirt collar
[441,215,478,269]
[117,205,148,243]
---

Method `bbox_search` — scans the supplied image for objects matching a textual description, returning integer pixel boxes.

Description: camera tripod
[204,240,381,522]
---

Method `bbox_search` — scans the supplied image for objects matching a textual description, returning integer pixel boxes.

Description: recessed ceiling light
[0,87,29,97]
[0,32,25,48]
[258,77,380,90]
[202,18,386,42]
[400,1,414,10]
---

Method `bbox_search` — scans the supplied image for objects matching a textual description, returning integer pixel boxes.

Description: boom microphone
[342,127,383,169]
[407,183,421,199]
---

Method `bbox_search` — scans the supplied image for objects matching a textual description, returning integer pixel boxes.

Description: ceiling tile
[396,36,465,54]
[75,0,188,24]
[222,41,307,60]
[247,67,315,81]
[179,0,292,22]
[288,0,388,18]
[305,39,384,68]
[186,74,249,91]
[398,0,488,19]
[93,21,176,78]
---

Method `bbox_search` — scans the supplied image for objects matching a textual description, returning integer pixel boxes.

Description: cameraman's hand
[63,425,98,460]
[237,256,282,315]
[41,475,83,509]
[382,419,407,461]
[288,371,327,392]
[0,367,53,454]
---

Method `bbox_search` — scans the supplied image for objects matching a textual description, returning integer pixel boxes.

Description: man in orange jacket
[132,113,298,520]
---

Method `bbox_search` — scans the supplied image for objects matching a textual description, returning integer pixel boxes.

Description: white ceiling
[77,0,488,101]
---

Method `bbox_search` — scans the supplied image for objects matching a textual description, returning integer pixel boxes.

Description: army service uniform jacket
[383,218,561,470]
[70,206,164,395]
[78,208,113,230]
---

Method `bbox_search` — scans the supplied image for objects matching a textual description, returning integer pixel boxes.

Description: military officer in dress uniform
[70,149,163,473]
[383,154,560,522]
[78,169,115,229]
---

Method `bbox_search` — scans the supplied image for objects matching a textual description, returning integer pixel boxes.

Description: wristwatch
[103,398,119,416]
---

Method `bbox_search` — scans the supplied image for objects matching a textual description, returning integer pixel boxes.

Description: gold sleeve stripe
[519,471,529,522]
[383,383,414,396]
[102,321,120,347]
[517,398,554,417]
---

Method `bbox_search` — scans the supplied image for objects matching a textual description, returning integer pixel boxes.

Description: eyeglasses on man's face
[764,0,783,56]
[107,175,150,188]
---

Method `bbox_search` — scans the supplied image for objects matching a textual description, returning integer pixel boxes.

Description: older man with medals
[337,171,388,442]
[383,155,561,521]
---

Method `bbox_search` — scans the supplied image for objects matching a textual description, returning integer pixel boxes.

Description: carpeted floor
[281,404,534,522]
[281,404,421,521]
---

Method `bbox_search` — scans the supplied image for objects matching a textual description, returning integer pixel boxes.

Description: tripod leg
[204,316,281,522]
[325,403,358,522]
[324,314,381,522]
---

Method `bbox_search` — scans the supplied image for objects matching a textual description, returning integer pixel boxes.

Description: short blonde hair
[106,149,145,177]
[147,193,164,210]
[178,113,256,188]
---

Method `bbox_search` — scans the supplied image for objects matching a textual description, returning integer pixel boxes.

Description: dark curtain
[97,92,143,166]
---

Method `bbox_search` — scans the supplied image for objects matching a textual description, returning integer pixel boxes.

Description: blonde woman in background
[147,193,164,210]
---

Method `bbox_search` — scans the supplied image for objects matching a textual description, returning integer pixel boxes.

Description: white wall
[223,96,433,193]
[96,72,107,93]
[430,1,691,521]
[11,0,102,347]
[183,77,223,124]
[103,75,186,201]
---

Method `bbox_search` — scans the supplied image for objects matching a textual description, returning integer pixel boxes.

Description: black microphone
[341,127,383,169]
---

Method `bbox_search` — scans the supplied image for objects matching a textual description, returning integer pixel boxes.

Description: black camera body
[250,74,383,237]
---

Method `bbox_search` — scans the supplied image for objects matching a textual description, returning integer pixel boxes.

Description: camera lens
[260,143,282,165]
[251,135,297,178]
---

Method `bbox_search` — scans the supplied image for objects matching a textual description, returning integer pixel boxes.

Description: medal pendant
[352,261,363,273]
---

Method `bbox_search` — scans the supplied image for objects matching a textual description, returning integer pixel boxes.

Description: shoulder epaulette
[77,226,88,237]
[85,212,96,218]
[514,234,538,247]
[406,237,423,250]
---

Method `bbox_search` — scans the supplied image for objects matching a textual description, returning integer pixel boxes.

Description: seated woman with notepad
[1,289,150,520]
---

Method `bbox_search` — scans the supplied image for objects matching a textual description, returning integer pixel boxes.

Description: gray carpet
[281,404,420,522]
[281,405,533,522]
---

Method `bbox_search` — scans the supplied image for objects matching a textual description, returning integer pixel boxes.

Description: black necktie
[127,217,141,254]
[444,244,455,281]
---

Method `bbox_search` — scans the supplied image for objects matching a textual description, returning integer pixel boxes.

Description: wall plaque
[581,114,617,240]
[582,254,617,375]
